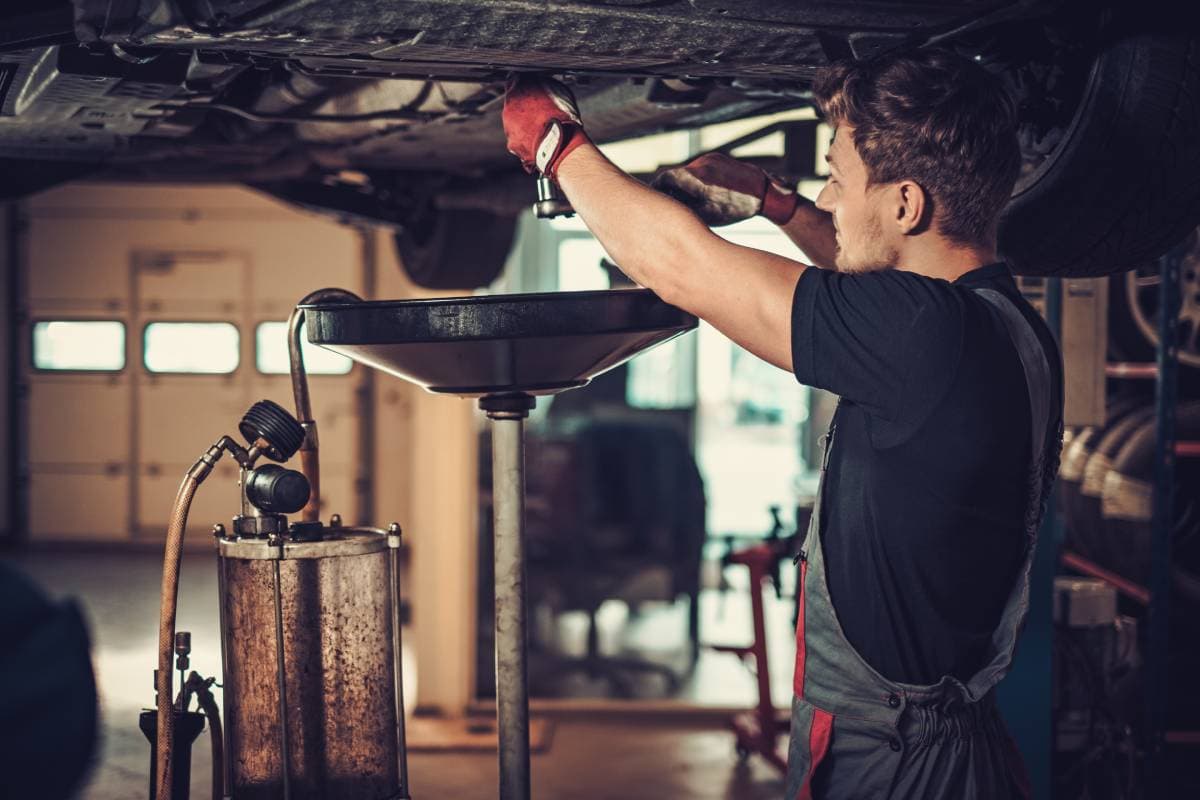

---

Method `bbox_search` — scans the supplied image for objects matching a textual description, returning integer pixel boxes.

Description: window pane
[32,321,126,371]
[144,322,239,374]
[556,239,611,292]
[255,321,352,375]
[627,333,696,409]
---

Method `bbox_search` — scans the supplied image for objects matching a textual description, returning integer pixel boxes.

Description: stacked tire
[1061,397,1200,592]
[1098,401,1200,725]
[1099,402,1200,595]
[1059,393,1151,562]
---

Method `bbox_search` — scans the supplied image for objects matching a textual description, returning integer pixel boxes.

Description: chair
[524,419,707,697]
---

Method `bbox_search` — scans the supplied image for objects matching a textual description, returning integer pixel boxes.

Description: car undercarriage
[3,0,1199,284]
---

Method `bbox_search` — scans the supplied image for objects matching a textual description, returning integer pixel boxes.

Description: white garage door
[23,184,365,543]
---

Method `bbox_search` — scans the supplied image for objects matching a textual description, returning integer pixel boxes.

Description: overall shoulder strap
[960,286,1057,700]
[973,287,1053,482]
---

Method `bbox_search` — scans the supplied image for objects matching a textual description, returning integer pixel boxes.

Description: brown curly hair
[813,48,1020,247]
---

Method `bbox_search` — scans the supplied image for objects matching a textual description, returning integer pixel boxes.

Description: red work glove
[502,75,591,180]
[651,152,798,227]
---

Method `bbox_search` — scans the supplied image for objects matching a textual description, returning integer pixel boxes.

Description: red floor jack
[709,506,809,773]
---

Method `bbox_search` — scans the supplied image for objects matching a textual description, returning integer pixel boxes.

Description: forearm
[555,143,720,306]
[779,197,838,270]
[555,143,805,372]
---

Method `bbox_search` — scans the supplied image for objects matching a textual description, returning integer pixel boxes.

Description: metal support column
[270,540,293,800]
[5,204,28,546]
[212,525,233,800]
[481,393,536,800]
[387,522,412,799]
[1146,242,1184,790]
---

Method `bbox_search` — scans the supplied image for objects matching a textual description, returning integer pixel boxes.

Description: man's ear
[894,180,928,236]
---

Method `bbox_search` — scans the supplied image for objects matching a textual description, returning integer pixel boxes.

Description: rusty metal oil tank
[217,526,403,800]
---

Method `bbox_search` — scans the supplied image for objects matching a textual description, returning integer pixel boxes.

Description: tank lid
[218,527,387,560]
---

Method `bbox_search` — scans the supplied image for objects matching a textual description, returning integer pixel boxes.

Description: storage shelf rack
[1063,238,1199,794]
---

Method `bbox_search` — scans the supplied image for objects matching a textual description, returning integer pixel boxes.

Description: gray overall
[785,287,1055,800]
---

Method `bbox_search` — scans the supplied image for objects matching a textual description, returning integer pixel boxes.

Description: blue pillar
[997,503,1060,799]
[1146,242,1184,793]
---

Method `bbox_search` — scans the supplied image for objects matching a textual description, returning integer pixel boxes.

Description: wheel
[1060,426,1097,552]
[996,13,1200,277]
[393,206,518,290]
[1116,229,1200,370]
[1060,394,1148,559]
[1077,406,1156,566]
[1101,401,1200,592]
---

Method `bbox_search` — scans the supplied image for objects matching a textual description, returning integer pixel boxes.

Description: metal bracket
[712,118,822,181]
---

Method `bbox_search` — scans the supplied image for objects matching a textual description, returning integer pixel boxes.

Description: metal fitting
[186,442,224,482]
[233,514,287,538]
[175,632,192,672]
[533,176,574,219]
[479,393,536,420]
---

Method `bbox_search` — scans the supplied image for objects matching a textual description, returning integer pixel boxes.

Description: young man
[503,48,1062,798]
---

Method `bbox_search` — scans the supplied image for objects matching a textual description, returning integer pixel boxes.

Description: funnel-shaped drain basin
[303,289,697,396]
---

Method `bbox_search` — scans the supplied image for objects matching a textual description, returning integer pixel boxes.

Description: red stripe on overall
[793,557,833,798]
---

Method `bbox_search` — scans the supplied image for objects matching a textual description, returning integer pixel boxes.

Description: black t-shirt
[791,262,1062,685]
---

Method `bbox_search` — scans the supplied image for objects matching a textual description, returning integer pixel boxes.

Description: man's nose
[814,183,834,213]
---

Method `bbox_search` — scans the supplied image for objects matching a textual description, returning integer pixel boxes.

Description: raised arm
[651,151,839,270]
[778,197,838,271]
[557,144,804,371]
[502,76,807,372]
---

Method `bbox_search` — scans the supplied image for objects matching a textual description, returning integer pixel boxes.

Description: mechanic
[502,48,1061,799]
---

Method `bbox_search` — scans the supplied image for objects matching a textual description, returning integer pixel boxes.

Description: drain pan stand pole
[481,392,536,800]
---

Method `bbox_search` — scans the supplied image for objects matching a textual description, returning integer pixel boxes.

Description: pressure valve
[239,399,306,462]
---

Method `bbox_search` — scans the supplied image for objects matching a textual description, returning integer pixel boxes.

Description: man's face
[814,126,898,273]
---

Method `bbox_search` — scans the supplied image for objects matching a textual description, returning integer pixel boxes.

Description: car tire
[1108,228,1200,375]
[1101,401,1200,594]
[1059,392,1148,559]
[393,207,518,290]
[999,28,1200,277]
[1075,404,1156,565]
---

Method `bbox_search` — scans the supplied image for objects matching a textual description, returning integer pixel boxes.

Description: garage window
[255,321,352,375]
[32,320,126,371]
[143,322,240,374]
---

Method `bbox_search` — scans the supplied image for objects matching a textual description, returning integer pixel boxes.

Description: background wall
[371,225,481,714]
[12,184,480,714]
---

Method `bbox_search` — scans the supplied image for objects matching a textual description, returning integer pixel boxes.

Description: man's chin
[834,253,892,274]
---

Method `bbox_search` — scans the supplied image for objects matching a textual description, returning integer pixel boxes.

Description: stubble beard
[834,217,897,274]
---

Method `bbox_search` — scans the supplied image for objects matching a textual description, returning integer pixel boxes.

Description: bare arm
[778,196,838,270]
[556,144,807,372]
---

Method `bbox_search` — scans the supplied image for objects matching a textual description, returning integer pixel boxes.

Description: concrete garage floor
[8,551,785,800]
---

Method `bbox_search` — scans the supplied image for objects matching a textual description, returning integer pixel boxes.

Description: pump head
[239,400,306,462]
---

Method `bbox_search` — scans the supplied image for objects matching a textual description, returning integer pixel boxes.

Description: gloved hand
[502,74,591,180]
[651,152,799,227]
